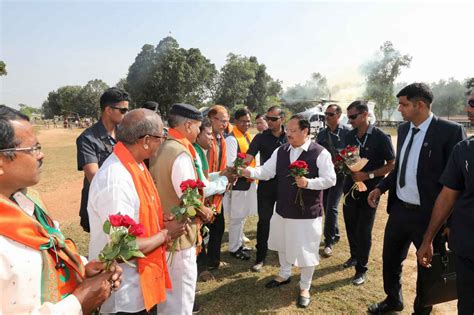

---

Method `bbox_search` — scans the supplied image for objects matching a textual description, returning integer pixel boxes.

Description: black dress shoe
[265,278,291,288]
[297,294,311,308]
[343,257,358,268]
[240,245,252,252]
[368,300,404,314]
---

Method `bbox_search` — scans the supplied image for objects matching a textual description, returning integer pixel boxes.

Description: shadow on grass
[197,275,298,314]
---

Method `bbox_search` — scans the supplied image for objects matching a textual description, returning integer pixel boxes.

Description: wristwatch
[368,172,375,179]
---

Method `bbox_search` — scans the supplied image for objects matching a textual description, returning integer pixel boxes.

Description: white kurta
[223,135,257,219]
[249,139,336,267]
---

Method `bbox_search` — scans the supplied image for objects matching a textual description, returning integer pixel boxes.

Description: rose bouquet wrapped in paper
[339,145,369,192]
[98,213,146,270]
[288,160,309,211]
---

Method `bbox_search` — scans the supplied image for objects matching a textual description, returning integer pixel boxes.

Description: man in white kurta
[223,108,258,260]
[241,115,336,308]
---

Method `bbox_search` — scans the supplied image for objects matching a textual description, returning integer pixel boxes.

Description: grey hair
[168,114,192,128]
[117,109,162,145]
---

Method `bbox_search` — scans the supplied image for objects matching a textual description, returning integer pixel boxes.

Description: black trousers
[456,254,474,315]
[323,174,344,247]
[204,206,225,268]
[255,184,278,263]
[343,189,376,274]
[382,198,434,314]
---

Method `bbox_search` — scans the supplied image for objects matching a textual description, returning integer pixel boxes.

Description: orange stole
[0,195,84,303]
[208,132,227,213]
[114,142,171,311]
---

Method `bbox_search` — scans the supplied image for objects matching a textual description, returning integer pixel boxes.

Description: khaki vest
[150,138,199,251]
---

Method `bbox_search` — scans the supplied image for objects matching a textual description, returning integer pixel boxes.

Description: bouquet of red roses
[288,160,309,211]
[338,145,369,192]
[168,179,209,263]
[98,213,146,270]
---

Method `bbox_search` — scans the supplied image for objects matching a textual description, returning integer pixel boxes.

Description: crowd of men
[1,83,473,314]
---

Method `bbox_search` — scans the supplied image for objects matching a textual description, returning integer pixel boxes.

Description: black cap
[142,101,159,112]
[169,103,203,121]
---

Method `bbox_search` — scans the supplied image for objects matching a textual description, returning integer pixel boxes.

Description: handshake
[219,166,251,181]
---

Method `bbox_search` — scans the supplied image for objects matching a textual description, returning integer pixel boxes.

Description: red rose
[340,149,347,156]
[109,214,123,227]
[121,215,136,227]
[237,153,247,160]
[196,179,206,189]
[348,146,357,152]
[180,179,197,192]
[129,223,145,237]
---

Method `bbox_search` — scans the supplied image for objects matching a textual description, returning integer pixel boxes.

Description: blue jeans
[323,174,344,247]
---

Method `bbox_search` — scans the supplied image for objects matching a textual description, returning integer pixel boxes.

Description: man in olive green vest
[150,103,214,315]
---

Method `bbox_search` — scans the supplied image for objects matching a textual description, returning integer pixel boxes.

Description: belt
[400,200,421,210]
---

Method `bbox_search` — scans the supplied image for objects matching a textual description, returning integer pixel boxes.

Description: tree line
[2,38,472,120]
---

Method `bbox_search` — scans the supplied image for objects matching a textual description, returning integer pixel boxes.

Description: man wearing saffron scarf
[0,105,122,314]
[240,115,336,308]
[88,109,187,314]
[150,103,214,315]
[206,105,230,270]
[224,107,258,261]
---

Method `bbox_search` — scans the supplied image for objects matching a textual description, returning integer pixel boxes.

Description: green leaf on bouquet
[130,250,145,258]
[103,220,111,234]
[119,255,137,268]
[186,206,196,217]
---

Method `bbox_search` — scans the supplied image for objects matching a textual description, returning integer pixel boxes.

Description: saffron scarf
[208,132,227,213]
[0,194,84,303]
[113,142,171,311]
[232,127,256,168]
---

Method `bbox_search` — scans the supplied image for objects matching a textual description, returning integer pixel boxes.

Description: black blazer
[377,115,466,215]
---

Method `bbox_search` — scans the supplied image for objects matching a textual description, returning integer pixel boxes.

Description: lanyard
[355,133,369,149]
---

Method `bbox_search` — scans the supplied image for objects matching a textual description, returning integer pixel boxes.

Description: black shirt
[247,128,288,191]
[344,124,395,192]
[76,120,116,231]
[316,124,352,158]
[439,137,474,256]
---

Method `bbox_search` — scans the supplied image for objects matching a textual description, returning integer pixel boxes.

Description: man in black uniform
[246,105,288,272]
[367,83,466,314]
[316,104,351,257]
[343,101,395,286]
[76,87,130,232]
[417,89,474,315]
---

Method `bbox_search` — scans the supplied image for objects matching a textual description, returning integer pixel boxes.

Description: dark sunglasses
[348,113,362,120]
[324,112,336,117]
[109,106,129,114]
[265,116,280,122]
[469,99,474,108]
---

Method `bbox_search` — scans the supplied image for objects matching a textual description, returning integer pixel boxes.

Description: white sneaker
[242,235,250,243]
[323,246,333,257]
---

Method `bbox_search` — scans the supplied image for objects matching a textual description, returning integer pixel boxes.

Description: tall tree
[214,53,258,109]
[75,79,109,118]
[465,77,474,90]
[363,41,412,120]
[430,78,466,117]
[281,73,330,113]
[125,37,216,117]
[0,61,6,76]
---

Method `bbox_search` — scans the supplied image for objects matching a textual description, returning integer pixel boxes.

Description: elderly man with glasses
[0,105,123,314]
[316,104,351,258]
[76,87,130,232]
[343,101,395,286]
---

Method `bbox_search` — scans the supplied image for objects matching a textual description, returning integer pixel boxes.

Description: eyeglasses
[265,116,280,122]
[324,112,336,117]
[468,99,474,108]
[348,113,362,120]
[0,144,42,156]
[109,106,129,114]
[212,116,229,125]
[139,134,167,141]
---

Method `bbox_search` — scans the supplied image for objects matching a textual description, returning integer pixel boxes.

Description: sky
[1,0,473,108]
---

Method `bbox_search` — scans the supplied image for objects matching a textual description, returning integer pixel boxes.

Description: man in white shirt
[240,114,336,308]
[88,109,187,314]
[0,105,122,315]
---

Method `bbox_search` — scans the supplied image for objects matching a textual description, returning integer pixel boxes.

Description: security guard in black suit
[367,83,466,314]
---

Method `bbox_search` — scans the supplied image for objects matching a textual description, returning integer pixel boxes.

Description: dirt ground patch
[33,126,457,314]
